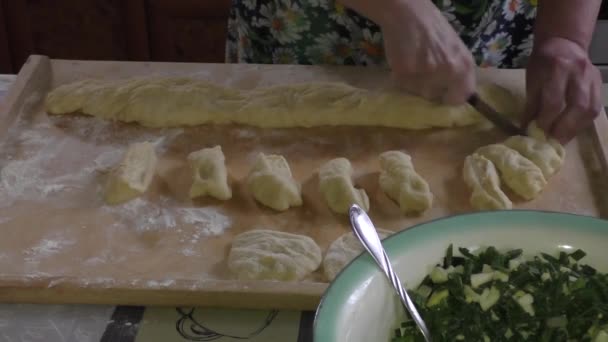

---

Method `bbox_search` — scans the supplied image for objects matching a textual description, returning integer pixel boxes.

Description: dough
[247,153,302,211]
[318,158,369,214]
[503,135,564,178]
[463,154,512,210]
[227,229,322,281]
[187,145,231,200]
[104,141,157,204]
[45,77,519,130]
[527,120,566,161]
[323,228,394,281]
[378,151,433,214]
[476,144,547,200]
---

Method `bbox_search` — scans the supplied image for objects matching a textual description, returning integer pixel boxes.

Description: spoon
[348,204,432,342]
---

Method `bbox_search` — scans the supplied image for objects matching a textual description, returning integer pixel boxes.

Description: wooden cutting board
[0,55,607,310]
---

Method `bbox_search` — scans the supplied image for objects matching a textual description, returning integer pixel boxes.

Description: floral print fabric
[226,0,538,68]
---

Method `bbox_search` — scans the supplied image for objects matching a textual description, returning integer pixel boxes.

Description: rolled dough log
[45,77,519,129]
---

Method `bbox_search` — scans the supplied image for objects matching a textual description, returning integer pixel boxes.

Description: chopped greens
[392,245,608,341]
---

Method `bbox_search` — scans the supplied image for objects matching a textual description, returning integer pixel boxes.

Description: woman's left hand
[523,36,602,144]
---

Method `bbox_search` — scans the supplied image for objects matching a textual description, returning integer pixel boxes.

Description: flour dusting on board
[0,103,185,206]
[24,235,76,262]
[178,207,231,237]
[103,198,232,238]
[146,279,176,288]
[0,95,233,277]
[0,126,80,205]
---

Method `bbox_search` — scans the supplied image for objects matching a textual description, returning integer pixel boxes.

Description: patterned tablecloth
[0,74,312,342]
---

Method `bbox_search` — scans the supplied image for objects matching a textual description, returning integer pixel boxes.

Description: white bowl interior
[315,211,608,342]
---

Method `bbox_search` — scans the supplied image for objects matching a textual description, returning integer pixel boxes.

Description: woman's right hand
[377,0,477,105]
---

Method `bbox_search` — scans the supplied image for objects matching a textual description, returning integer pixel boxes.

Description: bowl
[313,210,608,342]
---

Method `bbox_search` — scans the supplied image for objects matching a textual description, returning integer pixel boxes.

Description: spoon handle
[349,204,432,342]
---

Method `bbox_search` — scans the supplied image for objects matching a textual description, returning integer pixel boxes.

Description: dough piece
[45,77,519,130]
[104,142,157,204]
[476,144,547,200]
[247,153,302,211]
[318,158,369,214]
[187,145,231,200]
[463,154,512,210]
[378,151,433,214]
[527,120,566,160]
[503,135,564,178]
[323,228,394,281]
[228,229,322,281]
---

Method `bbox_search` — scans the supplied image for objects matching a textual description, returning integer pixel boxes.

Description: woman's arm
[337,0,476,104]
[524,0,603,144]
[534,0,602,50]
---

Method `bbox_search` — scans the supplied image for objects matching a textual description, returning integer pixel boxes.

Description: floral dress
[225,0,538,68]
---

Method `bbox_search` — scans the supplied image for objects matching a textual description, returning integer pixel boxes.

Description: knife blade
[467,93,526,136]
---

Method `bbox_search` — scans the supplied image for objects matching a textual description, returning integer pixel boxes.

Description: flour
[92,149,123,171]
[103,198,232,239]
[234,128,258,139]
[103,198,177,233]
[82,256,107,266]
[0,158,71,204]
[82,250,126,266]
[1,89,238,286]
[151,128,184,154]
[178,207,231,237]
[24,235,76,262]
[17,124,53,150]
[0,120,101,204]
[0,146,95,203]
[146,279,175,288]
[66,117,113,140]
[181,247,197,256]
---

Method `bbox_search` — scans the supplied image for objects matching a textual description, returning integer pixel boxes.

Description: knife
[467,93,526,136]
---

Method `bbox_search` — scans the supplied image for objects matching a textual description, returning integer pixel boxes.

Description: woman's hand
[340,0,476,105]
[380,0,476,104]
[523,37,602,144]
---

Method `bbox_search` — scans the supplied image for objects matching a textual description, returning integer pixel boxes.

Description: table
[1,72,608,342]
[0,74,313,342]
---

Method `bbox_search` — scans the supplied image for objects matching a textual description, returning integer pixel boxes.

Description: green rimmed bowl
[313,210,608,342]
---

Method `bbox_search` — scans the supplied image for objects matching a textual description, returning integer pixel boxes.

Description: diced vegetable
[513,291,535,316]
[478,286,500,311]
[546,315,567,328]
[493,270,509,282]
[470,272,493,288]
[392,244,608,342]
[427,289,449,307]
[429,267,448,284]
[463,285,480,303]
[595,330,608,342]
[415,285,432,299]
